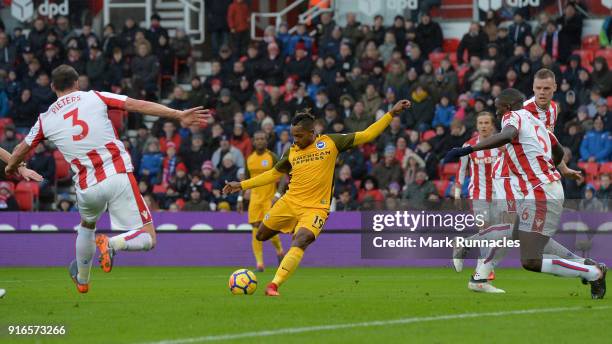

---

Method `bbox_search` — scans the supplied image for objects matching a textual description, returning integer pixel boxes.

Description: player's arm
[124,98,211,127]
[4,122,44,181]
[445,126,518,161]
[330,100,412,151]
[549,132,582,181]
[223,155,291,194]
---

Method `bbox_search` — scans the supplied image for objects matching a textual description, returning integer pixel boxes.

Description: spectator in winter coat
[457,22,488,64]
[211,135,245,169]
[580,116,612,162]
[372,145,403,187]
[10,89,38,133]
[402,168,436,207]
[557,3,583,64]
[432,94,455,128]
[131,43,160,94]
[415,13,443,56]
[140,139,164,185]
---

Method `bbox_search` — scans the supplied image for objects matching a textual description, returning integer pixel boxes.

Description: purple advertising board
[0,211,611,267]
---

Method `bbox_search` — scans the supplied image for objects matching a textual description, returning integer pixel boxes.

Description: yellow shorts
[262,197,329,237]
[248,200,272,224]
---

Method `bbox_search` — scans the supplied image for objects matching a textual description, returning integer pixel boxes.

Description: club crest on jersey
[262,159,269,167]
[316,141,326,150]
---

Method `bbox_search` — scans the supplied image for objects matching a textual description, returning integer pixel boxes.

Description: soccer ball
[228,269,257,295]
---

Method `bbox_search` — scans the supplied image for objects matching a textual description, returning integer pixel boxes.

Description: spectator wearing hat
[227,0,251,56]
[162,142,180,185]
[0,182,18,211]
[211,135,245,169]
[285,41,313,84]
[17,46,35,79]
[168,162,191,196]
[587,90,605,118]
[39,43,60,75]
[217,44,236,75]
[56,193,76,212]
[404,84,434,132]
[372,145,403,187]
[199,160,216,192]
[580,116,612,163]
[508,12,531,45]
[146,13,169,51]
[156,34,174,78]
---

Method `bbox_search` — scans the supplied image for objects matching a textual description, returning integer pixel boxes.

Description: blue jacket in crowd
[432,104,456,128]
[580,129,612,162]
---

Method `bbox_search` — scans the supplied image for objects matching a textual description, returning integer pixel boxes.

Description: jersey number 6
[64,108,89,141]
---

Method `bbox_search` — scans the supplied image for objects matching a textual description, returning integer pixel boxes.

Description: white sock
[542,239,584,262]
[76,225,96,284]
[473,247,508,280]
[109,230,153,251]
[541,258,600,281]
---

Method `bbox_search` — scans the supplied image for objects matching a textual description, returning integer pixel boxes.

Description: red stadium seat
[53,150,71,183]
[0,118,13,141]
[433,179,450,197]
[572,49,594,68]
[582,35,601,51]
[442,38,459,53]
[15,181,40,211]
[578,162,599,181]
[441,163,460,180]
[607,96,612,109]
[600,162,612,175]
[429,52,446,69]
[592,180,601,190]
[152,184,167,194]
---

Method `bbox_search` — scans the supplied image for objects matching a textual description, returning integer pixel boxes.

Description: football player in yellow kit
[239,131,285,272]
[224,100,411,296]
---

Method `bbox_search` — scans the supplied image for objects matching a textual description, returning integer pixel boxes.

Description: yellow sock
[272,247,304,286]
[252,229,263,266]
[270,235,284,255]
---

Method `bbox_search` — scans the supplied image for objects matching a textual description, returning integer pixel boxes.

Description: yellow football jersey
[246,149,278,205]
[274,134,354,209]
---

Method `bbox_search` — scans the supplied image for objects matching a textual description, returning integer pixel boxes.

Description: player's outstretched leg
[96,223,156,273]
[266,228,315,296]
[519,231,606,299]
[251,224,265,272]
[72,222,96,291]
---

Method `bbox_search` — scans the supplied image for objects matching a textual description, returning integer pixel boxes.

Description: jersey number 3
[64,108,89,141]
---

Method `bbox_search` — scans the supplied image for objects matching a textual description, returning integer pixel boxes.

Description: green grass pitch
[0,267,610,343]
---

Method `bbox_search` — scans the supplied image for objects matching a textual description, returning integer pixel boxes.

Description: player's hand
[223,180,242,194]
[17,166,43,182]
[560,166,583,182]
[444,146,473,162]
[178,107,211,128]
[390,100,411,116]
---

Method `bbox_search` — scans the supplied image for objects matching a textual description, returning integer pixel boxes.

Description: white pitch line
[138,306,612,344]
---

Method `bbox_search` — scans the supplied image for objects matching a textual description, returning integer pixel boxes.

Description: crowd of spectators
[1,1,612,212]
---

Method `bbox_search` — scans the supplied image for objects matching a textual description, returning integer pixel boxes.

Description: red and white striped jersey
[500,109,561,192]
[25,91,133,190]
[523,97,558,132]
[456,135,502,201]
[493,97,559,179]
